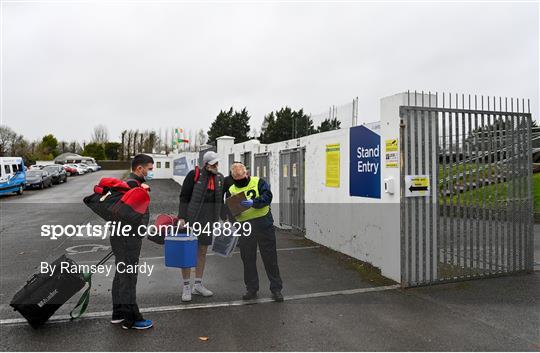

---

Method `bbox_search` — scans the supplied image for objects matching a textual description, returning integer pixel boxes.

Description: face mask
[233,177,249,188]
[145,170,154,181]
[206,164,218,174]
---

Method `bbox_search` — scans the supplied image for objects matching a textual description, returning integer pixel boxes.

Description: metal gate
[400,92,533,287]
[279,148,305,230]
[254,152,270,182]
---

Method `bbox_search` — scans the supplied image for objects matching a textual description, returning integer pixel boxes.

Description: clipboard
[225,192,248,217]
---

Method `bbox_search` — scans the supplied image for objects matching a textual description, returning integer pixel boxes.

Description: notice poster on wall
[325,143,340,187]
[385,138,399,168]
[405,175,430,197]
[349,125,381,198]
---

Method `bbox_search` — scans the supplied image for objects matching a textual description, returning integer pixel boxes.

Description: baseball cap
[203,151,220,165]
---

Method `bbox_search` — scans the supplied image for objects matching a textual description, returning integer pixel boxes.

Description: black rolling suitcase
[10,251,113,328]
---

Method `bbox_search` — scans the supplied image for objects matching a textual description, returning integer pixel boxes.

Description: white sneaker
[182,284,192,302]
[192,284,214,297]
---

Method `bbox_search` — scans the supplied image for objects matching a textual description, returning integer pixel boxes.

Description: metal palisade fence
[399,91,533,287]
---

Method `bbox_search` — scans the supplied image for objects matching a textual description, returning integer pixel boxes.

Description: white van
[0,157,26,196]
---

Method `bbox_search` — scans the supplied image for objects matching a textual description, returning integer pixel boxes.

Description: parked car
[85,163,101,172]
[0,157,26,196]
[25,170,53,189]
[63,164,78,176]
[43,164,67,184]
[78,164,90,173]
[67,164,85,175]
[29,164,45,170]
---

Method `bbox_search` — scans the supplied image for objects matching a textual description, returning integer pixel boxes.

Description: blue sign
[173,157,190,176]
[349,125,381,199]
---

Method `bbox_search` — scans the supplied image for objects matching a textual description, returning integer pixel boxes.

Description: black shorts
[197,232,213,246]
[193,216,216,246]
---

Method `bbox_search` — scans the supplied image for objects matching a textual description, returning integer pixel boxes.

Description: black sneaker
[111,314,124,324]
[242,290,258,300]
[271,290,284,302]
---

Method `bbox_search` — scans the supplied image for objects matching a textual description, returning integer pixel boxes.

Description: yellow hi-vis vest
[228,176,270,222]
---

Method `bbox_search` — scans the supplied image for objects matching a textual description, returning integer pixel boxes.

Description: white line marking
[0,284,400,326]
[76,245,321,264]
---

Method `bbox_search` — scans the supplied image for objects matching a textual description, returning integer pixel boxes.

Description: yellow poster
[385,139,398,152]
[325,143,340,187]
[385,138,399,168]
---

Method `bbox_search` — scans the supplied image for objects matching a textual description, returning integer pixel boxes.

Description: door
[279,148,305,230]
[228,153,235,172]
[242,152,252,174]
[254,153,270,183]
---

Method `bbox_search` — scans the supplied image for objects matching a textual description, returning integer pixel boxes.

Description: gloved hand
[240,199,254,208]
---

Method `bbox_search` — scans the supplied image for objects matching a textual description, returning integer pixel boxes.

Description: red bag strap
[194,166,200,183]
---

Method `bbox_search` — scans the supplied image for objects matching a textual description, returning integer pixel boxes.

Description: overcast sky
[1,1,538,143]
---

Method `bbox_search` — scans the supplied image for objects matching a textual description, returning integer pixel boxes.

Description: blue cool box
[164,232,198,268]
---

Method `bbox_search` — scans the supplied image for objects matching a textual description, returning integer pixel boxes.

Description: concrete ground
[0,171,538,351]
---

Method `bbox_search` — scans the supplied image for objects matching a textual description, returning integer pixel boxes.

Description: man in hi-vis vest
[228,162,283,302]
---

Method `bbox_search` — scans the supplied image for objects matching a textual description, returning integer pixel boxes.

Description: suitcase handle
[96,250,114,266]
[69,250,113,320]
[70,274,92,320]
[25,274,38,285]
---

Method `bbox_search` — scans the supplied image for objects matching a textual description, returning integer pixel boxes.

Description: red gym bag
[83,177,150,226]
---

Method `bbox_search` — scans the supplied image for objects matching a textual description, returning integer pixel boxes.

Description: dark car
[25,170,53,189]
[43,164,68,184]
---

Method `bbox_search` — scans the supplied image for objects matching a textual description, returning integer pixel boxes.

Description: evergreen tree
[317,118,341,133]
[259,107,316,144]
[207,107,251,144]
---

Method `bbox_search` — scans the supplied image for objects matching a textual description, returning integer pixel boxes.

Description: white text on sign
[357,146,380,174]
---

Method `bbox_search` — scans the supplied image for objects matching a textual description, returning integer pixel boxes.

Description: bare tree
[120,130,127,160]
[132,129,139,156]
[197,129,207,148]
[145,130,157,153]
[126,131,132,159]
[91,124,109,144]
[0,125,17,156]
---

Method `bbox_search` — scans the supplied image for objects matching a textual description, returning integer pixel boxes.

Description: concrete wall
[208,94,404,281]
[152,93,413,283]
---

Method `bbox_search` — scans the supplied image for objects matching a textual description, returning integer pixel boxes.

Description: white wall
[150,154,174,179]
[300,95,403,282]
[155,93,422,283]
[216,93,405,282]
